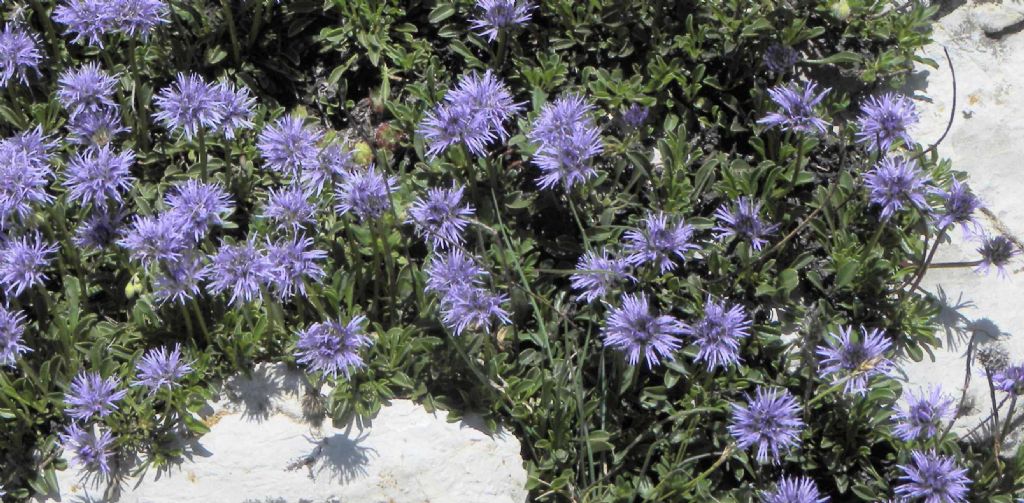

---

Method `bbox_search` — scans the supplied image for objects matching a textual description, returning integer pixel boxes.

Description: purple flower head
[893,386,956,441]
[258,115,324,176]
[470,0,533,41]
[1,233,57,297]
[118,214,188,266]
[975,234,1019,279]
[153,73,224,141]
[447,70,523,140]
[64,371,129,421]
[864,156,931,221]
[153,253,206,305]
[682,297,752,371]
[57,62,118,117]
[529,94,604,190]
[425,249,486,296]
[757,81,830,135]
[133,344,193,394]
[68,107,129,147]
[74,209,126,250]
[6,126,56,170]
[440,285,511,336]
[63,145,135,209]
[993,363,1024,395]
[214,80,255,140]
[407,184,475,249]
[895,450,970,503]
[763,44,800,74]
[59,423,116,477]
[713,196,779,251]
[54,0,117,46]
[262,185,317,232]
[728,386,804,464]
[817,326,894,395]
[760,476,828,503]
[0,24,42,87]
[304,142,352,194]
[294,315,372,378]
[164,180,234,241]
[0,143,53,227]
[935,179,982,235]
[335,166,397,221]
[856,93,919,153]
[266,235,327,300]
[418,102,495,158]
[569,248,635,303]
[622,103,649,129]
[205,240,273,305]
[114,0,168,39]
[0,306,31,367]
[602,293,683,367]
[624,212,700,274]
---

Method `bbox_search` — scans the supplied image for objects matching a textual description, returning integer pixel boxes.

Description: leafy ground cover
[1,0,1022,501]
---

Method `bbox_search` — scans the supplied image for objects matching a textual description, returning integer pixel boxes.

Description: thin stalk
[197,128,208,180]
[28,0,63,70]
[678,443,735,492]
[189,299,211,346]
[247,0,269,50]
[130,38,149,150]
[221,0,241,65]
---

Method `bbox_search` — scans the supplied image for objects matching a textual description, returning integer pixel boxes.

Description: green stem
[247,0,269,49]
[130,38,149,150]
[221,0,241,65]
[189,299,211,346]
[28,0,63,71]
[197,128,208,180]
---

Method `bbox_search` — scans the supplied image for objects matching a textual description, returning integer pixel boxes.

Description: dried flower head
[763,44,800,74]
[602,293,683,367]
[975,344,1009,374]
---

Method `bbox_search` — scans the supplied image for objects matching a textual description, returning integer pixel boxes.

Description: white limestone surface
[38,364,528,503]
[900,0,1024,438]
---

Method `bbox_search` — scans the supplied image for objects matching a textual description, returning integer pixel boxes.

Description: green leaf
[428,3,456,24]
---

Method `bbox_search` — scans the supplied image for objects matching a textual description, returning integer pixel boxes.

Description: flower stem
[221,0,241,65]
[197,128,208,181]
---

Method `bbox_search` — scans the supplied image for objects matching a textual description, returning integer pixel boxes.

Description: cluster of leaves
[2,0,1023,501]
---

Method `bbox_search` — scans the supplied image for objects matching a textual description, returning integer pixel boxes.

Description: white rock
[901,2,1024,439]
[969,3,1024,36]
[38,364,528,503]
